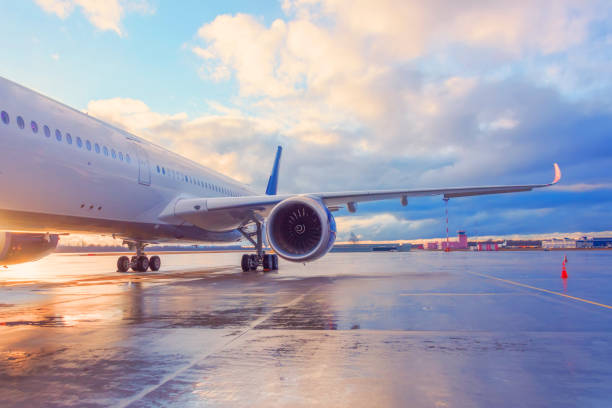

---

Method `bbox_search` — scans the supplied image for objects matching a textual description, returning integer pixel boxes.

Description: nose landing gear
[116,241,161,272]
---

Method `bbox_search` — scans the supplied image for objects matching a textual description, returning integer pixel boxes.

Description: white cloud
[551,183,612,192]
[196,14,295,97]
[86,98,187,131]
[335,213,438,241]
[188,1,610,187]
[36,0,73,18]
[35,0,154,35]
[479,112,519,131]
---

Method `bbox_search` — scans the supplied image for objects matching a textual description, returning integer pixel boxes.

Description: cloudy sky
[1,0,611,241]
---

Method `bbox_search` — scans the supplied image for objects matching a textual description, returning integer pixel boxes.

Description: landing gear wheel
[272,254,279,270]
[133,255,149,272]
[248,254,258,271]
[149,255,161,271]
[117,256,130,272]
[241,254,250,272]
[263,254,273,271]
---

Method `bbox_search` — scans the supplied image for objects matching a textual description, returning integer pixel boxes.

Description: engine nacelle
[266,196,336,262]
[0,232,59,265]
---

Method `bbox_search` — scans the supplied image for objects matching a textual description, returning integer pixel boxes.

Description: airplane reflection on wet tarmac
[1,250,612,407]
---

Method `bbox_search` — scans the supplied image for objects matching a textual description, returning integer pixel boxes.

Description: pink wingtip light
[551,163,562,185]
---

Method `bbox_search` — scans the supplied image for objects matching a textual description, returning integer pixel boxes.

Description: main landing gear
[116,241,161,273]
[238,219,279,272]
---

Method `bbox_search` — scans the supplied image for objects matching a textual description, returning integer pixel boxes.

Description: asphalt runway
[1,250,612,407]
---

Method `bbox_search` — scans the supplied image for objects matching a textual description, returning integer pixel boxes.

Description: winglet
[265,146,283,195]
[551,163,562,185]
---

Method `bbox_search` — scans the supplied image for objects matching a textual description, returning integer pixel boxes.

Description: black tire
[149,255,161,271]
[241,254,250,272]
[117,256,130,272]
[262,254,272,271]
[272,254,279,270]
[134,255,149,272]
[249,254,258,271]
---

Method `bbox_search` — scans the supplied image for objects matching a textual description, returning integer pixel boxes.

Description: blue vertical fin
[265,146,282,195]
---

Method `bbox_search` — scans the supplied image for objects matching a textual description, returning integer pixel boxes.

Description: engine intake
[266,196,336,262]
[0,232,59,265]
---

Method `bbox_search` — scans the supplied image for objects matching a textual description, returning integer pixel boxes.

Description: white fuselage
[0,76,256,243]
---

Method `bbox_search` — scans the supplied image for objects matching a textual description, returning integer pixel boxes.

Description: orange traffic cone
[561,260,568,279]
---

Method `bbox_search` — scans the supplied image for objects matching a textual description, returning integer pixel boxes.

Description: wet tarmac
[1,250,612,407]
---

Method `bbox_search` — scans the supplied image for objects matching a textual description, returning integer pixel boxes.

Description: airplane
[0,76,562,272]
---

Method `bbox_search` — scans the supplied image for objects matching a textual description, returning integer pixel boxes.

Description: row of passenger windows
[155,164,240,197]
[1,109,240,196]
[1,110,131,164]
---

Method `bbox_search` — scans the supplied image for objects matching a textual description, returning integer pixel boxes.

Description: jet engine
[0,232,59,265]
[266,196,336,262]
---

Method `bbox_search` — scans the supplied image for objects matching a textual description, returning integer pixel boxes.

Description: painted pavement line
[116,286,319,408]
[467,271,612,310]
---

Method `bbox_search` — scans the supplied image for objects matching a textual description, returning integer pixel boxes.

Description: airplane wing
[171,163,561,225]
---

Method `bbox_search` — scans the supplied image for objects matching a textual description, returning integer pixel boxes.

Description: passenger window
[76,137,83,148]
[44,125,51,137]
[17,116,24,129]
[156,165,160,173]
[103,146,109,156]
[66,133,72,144]
[86,140,92,151]
[31,121,38,133]
[94,143,100,154]
[111,149,116,159]
[185,175,188,182]
[126,154,131,164]
[55,129,62,141]
[118,152,123,161]
[162,167,166,175]
[0,111,8,124]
